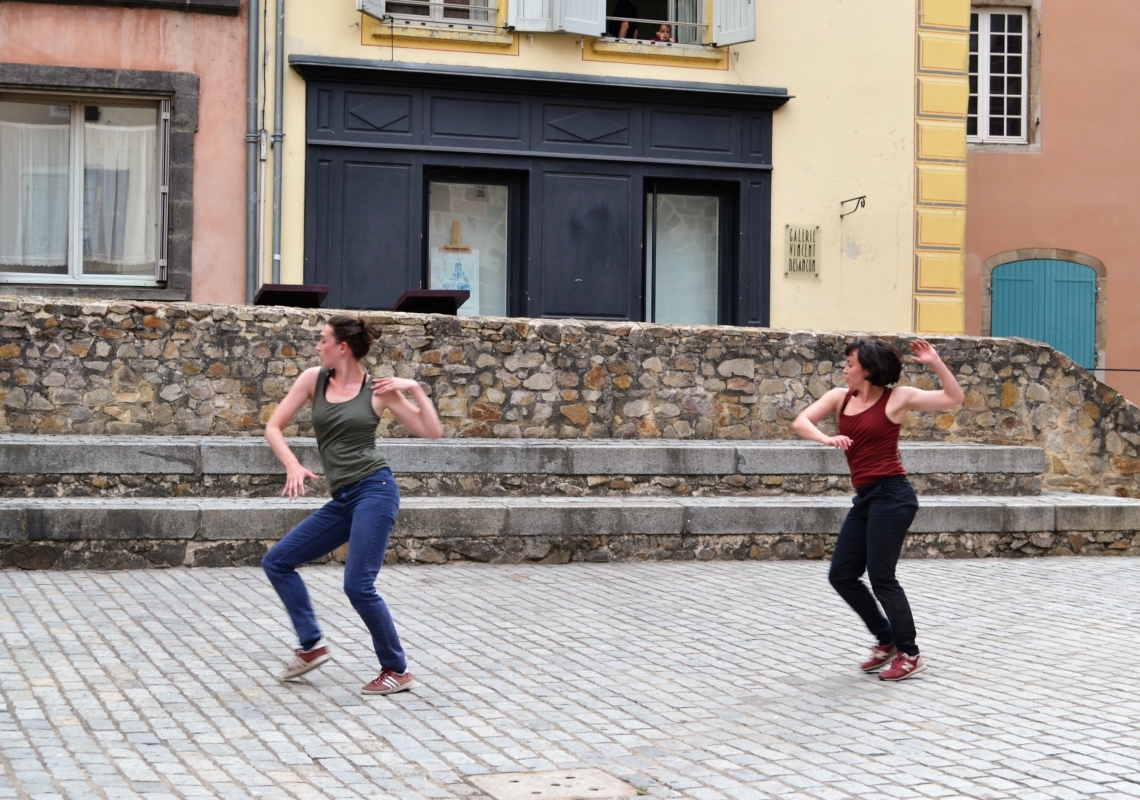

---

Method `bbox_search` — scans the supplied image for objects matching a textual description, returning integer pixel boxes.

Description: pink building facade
[0,0,248,305]
[966,0,1140,403]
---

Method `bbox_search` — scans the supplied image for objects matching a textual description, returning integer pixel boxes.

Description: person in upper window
[607,0,639,38]
[652,23,674,42]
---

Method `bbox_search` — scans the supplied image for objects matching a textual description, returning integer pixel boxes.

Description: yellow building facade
[256,0,969,333]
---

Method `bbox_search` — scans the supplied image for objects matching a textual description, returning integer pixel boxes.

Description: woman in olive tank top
[262,315,442,695]
[792,339,964,682]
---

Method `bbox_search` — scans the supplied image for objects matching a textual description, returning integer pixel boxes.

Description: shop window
[644,182,727,325]
[358,0,498,28]
[0,95,169,286]
[969,8,1028,143]
[425,175,518,317]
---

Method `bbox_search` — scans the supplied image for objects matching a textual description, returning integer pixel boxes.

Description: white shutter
[508,0,556,31]
[556,0,605,36]
[356,0,387,21]
[711,0,754,46]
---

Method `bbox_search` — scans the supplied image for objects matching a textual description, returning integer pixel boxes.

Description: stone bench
[1,493,1135,569]
[0,436,1047,498]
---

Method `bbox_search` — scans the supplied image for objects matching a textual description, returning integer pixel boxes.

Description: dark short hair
[326,314,379,360]
[844,339,902,386]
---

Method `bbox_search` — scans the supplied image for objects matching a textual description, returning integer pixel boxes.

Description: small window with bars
[385,0,497,27]
[969,8,1028,143]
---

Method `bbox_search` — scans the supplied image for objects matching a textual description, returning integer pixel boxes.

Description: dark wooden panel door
[539,172,636,319]
[306,151,419,310]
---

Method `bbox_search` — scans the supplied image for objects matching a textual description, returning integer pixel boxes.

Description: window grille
[385,0,498,27]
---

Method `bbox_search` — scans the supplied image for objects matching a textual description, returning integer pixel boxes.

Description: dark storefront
[291,58,788,326]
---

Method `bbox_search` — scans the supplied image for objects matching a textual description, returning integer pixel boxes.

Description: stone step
[1,492,1135,569]
[0,435,1047,498]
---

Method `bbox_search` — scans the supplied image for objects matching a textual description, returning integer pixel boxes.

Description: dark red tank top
[838,388,907,489]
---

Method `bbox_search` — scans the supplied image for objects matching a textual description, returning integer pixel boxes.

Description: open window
[601,0,752,44]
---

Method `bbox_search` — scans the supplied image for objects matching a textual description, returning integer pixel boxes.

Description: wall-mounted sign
[785,225,819,277]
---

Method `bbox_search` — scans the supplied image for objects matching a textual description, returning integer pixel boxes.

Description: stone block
[200,437,320,474]
[0,506,24,540]
[385,440,568,474]
[24,501,200,540]
[899,444,1046,474]
[909,501,1004,533]
[200,500,320,540]
[685,499,847,534]
[506,499,684,537]
[396,500,509,538]
[1001,501,1056,533]
[735,444,846,475]
[1055,503,1140,532]
[0,435,198,474]
[568,443,735,475]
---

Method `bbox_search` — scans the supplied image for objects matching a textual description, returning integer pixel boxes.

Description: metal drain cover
[468,768,638,800]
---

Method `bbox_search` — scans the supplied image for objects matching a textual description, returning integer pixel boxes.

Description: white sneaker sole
[279,652,332,682]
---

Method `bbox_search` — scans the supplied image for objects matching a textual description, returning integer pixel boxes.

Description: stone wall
[2,295,1137,497]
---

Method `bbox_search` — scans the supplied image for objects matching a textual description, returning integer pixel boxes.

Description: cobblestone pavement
[1,559,1138,800]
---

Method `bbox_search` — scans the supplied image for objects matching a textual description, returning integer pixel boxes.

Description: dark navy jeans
[263,468,406,672]
[828,475,921,656]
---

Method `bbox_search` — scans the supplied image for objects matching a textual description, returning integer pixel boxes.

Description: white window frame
[969,8,1028,144]
[0,91,169,287]
[358,0,499,29]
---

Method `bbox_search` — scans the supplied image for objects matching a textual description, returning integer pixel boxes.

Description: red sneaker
[878,652,927,682]
[860,643,898,673]
[362,669,415,696]
[278,643,332,681]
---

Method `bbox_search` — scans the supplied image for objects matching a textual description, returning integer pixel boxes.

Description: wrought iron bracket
[840,195,866,218]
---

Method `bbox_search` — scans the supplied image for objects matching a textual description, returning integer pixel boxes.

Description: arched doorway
[990,258,1097,369]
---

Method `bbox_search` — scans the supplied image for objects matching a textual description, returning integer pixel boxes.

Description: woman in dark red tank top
[792,338,964,681]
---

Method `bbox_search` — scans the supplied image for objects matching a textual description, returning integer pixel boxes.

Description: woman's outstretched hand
[371,376,420,396]
[826,435,854,451]
[283,462,319,500]
[910,338,943,366]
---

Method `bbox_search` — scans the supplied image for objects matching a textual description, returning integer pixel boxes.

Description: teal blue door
[991,259,1097,369]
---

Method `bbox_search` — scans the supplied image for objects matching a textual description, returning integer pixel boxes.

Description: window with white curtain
[0,95,169,285]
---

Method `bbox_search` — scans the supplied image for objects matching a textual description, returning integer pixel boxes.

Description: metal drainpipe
[270,0,285,284]
[245,0,260,303]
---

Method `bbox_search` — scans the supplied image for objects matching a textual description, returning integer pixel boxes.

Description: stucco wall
[0,1,247,305]
[3,294,1139,501]
[965,0,1140,404]
[269,0,924,333]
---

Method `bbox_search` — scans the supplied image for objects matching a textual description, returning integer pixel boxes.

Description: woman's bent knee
[262,545,290,577]
[343,582,378,607]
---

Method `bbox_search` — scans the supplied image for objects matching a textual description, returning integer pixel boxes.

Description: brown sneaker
[878,652,927,682]
[278,643,332,682]
[860,643,898,673]
[362,669,415,696]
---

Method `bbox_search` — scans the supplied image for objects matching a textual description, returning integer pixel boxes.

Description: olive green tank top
[311,367,388,493]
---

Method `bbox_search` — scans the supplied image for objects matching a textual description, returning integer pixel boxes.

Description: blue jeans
[262,468,406,672]
[828,475,920,656]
